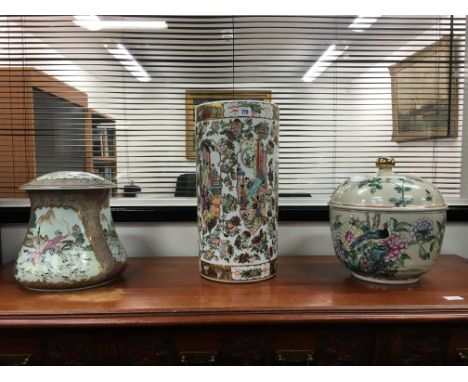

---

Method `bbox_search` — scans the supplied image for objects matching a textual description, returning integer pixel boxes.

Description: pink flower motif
[345,231,354,243]
[358,256,370,271]
[382,233,407,262]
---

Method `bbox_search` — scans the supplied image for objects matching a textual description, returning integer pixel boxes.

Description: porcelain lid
[329,157,447,210]
[21,171,116,190]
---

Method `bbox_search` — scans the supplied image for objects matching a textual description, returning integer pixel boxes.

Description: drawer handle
[180,351,217,366]
[276,350,315,366]
[457,348,468,362]
[0,353,32,366]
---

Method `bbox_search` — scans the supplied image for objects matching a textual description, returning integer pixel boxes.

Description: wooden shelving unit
[0,67,92,197]
[0,67,118,197]
[91,110,117,191]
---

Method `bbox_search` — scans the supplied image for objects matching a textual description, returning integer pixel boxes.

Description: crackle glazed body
[195,100,279,282]
[329,158,447,284]
[15,171,127,291]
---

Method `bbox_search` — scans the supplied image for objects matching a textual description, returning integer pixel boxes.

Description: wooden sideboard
[1,255,468,366]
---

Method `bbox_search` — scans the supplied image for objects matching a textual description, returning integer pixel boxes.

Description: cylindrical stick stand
[196,100,279,282]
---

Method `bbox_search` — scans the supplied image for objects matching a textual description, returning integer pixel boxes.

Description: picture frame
[389,35,458,142]
[185,90,272,159]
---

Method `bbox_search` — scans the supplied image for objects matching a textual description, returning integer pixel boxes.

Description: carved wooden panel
[43,338,91,365]
[315,335,374,366]
[400,335,449,365]
[123,333,175,365]
[221,335,270,365]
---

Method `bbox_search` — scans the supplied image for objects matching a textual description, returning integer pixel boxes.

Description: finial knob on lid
[376,157,395,170]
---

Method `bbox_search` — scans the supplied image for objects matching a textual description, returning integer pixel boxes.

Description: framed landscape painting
[389,35,458,142]
[185,90,272,159]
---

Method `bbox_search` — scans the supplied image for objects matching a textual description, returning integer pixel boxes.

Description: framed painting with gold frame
[389,35,458,142]
[185,90,272,159]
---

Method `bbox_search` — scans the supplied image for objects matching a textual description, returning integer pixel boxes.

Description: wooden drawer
[375,324,468,365]
[0,329,115,365]
[116,326,272,366]
[271,325,375,366]
[173,325,375,365]
[116,327,176,365]
[115,325,376,366]
[1,324,467,365]
[0,330,41,365]
[447,326,468,365]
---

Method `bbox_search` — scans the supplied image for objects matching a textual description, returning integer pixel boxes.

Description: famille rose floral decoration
[195,100,279,282]
[329,157,447,284]
[15,171,127,291]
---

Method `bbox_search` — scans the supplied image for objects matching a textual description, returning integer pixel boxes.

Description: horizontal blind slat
[0,15,464,198]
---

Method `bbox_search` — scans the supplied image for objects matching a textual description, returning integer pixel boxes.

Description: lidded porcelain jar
[15,171,127,291]
[329,157,447,284]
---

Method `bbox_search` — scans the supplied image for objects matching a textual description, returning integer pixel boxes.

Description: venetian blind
[0,15,465,200]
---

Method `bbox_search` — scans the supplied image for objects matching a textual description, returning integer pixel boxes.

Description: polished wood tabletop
[1,255,468,327]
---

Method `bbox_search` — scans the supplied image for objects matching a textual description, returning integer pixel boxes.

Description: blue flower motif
[410,218,433,241]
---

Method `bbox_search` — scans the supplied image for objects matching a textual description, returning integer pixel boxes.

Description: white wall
[2,221,468,264]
